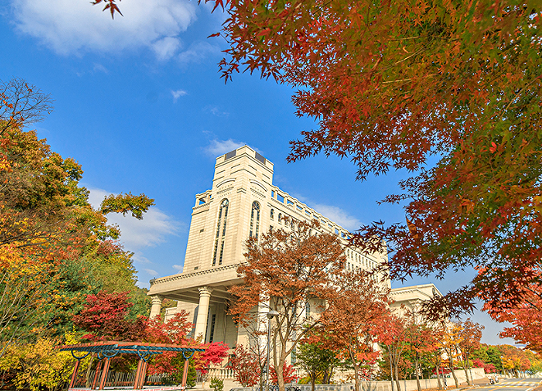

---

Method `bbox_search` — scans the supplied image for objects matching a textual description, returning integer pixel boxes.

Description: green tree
[297,339,339,390]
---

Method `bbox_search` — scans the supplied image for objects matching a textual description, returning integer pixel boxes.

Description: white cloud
[171,89,188,102]
[177,41,220,64]
[87,187,183,249]
[153,36,182,60]
[93,63,108,73]
[203,105,229,117]
[312,204,362,231]
[204,139,246,156]
[292,192,362,231]
[11,0,197,57]
[144,268,158,276]
[173,264,183,272]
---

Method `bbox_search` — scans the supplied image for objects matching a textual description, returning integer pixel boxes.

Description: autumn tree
[403,320,440,391]
[379,314,410,391]
[144,311,228,385]
[0,78,154,352]
[456,319,484,385]
[319,269,389,391]
[73,291,146,342]
[484,281,542,353]
[439,322,462,388]
[229,217,345,391]
[227,345,261,387]
[0,78,52,136]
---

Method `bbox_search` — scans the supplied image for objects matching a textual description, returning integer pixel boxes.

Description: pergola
[59,341,205,391]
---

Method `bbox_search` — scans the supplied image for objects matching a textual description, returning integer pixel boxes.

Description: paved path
[468,378,542,391]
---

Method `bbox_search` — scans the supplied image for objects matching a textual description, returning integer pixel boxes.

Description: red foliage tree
[484,283,542,353]
[73,290,145,341]
[270,363,298,385]
[457,319,484,385]
[227,345,261,387]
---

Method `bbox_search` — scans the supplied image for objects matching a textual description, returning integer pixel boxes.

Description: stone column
[149,295,163,319]
[194,286,213,340]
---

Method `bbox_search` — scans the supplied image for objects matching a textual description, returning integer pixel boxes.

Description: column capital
[149,295,163,319]
[198,286,213,296]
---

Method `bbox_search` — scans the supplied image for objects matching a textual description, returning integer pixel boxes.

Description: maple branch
[381,74,437,84]
[501,74,542,115]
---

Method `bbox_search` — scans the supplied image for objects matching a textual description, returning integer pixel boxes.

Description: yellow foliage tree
[0,332,81,391]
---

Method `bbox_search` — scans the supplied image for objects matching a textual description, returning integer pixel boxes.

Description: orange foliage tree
[97,0,542,317]
[319,269,389,391]
[229,217,345,391]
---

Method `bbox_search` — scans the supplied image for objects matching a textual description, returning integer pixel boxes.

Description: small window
[305,210,311,217]
[271,190,276,198]
[328,223,333,228]
[335,228,339,235]
[198,198,206,205]
[278,213,282,224]
[277,194,285,203]
[270,209,274,219]
[296,205,303,212]
[287,200,294,206]
[341,232,346,238]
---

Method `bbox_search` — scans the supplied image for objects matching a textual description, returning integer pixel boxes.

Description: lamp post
[266,310,279,391]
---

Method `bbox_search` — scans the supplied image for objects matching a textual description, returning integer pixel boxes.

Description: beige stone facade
[390,283,444,316]
[147,145,390,347]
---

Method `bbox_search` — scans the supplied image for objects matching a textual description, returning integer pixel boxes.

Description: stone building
[147,145,391,348]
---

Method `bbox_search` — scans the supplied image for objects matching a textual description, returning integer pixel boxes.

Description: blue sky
[0,0,515,345]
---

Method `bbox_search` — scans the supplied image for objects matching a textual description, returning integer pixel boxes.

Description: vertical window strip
[213,199,229,266]
[250,201,261,239]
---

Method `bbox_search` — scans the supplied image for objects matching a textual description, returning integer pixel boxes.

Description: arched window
[249,201,261,239]
[278,213,282,224]
[270,209,274,220]
[212,199,229,266]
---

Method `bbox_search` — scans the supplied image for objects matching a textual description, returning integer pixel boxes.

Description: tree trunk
[436,364,442,390]
[449,357,459,388]
[415,354,421,391]
[394,360,402,391]
[277,353,286,391]
[354,362,360,391]
[463,353,471,386]
[389,349,395,391]
[310,371,316,391]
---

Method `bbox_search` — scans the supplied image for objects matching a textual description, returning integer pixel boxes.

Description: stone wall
[227,368,487,391]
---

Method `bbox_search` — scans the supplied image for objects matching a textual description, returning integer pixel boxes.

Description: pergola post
[92,359,103,390]
[134,358,144,390]
[138,360,148,389]
[69,359,81,389]
[99,358,111,390]
[181,359,190,391]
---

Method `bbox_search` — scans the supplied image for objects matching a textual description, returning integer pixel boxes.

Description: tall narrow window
[270,209,274,220]
[249,201,261,239]
[209,314,217,343]
[212,199,229,266]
